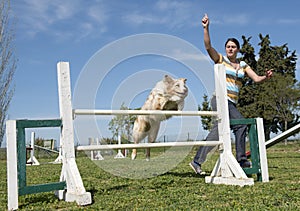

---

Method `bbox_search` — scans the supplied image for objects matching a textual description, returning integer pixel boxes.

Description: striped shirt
[218,54,249,104]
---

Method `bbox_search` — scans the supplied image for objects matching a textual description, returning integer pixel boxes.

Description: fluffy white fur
[131,75,188,160]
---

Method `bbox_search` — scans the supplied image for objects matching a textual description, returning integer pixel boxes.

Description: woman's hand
[202,14,209,28]
[265,69,273,79]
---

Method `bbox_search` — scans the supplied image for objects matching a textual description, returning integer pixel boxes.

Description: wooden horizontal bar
[18,181,66,196]
[230,118,256,125]
[73,109,218,117]
[76,141,221,151]
[16,119,62,129]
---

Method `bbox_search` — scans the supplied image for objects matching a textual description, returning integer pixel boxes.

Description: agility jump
[7,62,269,210]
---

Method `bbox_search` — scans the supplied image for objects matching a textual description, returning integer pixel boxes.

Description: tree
[239,34,299,139]
[266,74,300,133]
[108,103,136,142]
[199,94,213,131]
[0,0,16,147]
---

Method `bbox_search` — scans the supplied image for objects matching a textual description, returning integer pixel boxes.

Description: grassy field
[1,141,300,210]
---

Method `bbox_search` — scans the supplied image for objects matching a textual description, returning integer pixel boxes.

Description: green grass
[1,141,300,210]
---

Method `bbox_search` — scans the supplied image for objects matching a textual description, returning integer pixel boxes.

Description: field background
[1,141,300,210]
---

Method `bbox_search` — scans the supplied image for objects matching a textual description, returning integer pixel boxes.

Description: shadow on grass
[163,171,209,178]
[18,184,131,208]
[87,184,129,204]
[269,155,300,159]
[19,193,64,209]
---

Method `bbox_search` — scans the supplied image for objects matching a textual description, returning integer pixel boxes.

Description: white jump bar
[73,109,218,116]
[265,123,300,148]
[76,141,221,151]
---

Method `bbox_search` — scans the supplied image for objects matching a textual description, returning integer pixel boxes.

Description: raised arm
[202,14,220,63]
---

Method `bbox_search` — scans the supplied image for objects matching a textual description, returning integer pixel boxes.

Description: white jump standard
[89,138,104,160]
[26,132,40,166]
[56,62,92,205]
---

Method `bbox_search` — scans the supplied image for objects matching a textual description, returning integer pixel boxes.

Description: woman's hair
[225,38,240,50]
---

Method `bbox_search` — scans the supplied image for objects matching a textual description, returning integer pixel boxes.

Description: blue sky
[5,0,300,147]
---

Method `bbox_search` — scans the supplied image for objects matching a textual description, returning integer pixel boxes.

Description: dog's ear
[163,75,174,83]
[180,78,187,83]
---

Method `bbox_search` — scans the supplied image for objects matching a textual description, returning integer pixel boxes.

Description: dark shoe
[189,161,202,174]
[239,160,251,168]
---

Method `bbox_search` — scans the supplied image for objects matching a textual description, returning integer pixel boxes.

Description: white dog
[131,75,188,160]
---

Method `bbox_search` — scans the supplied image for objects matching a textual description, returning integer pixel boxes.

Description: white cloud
[122,0,198,29]
[122,12,167,25]
[277,18,300,24]
[222,14,250,25]
[52,1,77,21]
[13,0,108,41]
[13,0,76,38]
[88,4,109,25]
[171,49,208,62]
[13,0,203,41]
[255,17,300,27]
[155,0,190,12]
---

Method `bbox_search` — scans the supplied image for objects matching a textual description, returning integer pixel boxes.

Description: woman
[190,14,273,174]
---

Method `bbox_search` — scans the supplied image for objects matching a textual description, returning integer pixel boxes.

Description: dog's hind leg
[146,122,160,161]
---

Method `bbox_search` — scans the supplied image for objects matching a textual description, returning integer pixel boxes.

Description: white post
[114,135,125,158]
[256,118,269,182]
[56,61,92,205]
[89,138,94,160]
[95,138,104,160]
[27,132,40,166]
[205,64,254,186]
[90,138,104,160]
[7,120,18,211]
[53,145,63,164]
[31,132,34,160]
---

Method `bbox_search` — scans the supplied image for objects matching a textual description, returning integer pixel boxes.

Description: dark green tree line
[239,34,299,139]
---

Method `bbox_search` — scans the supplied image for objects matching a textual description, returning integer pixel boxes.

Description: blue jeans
[193,96,248,164]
